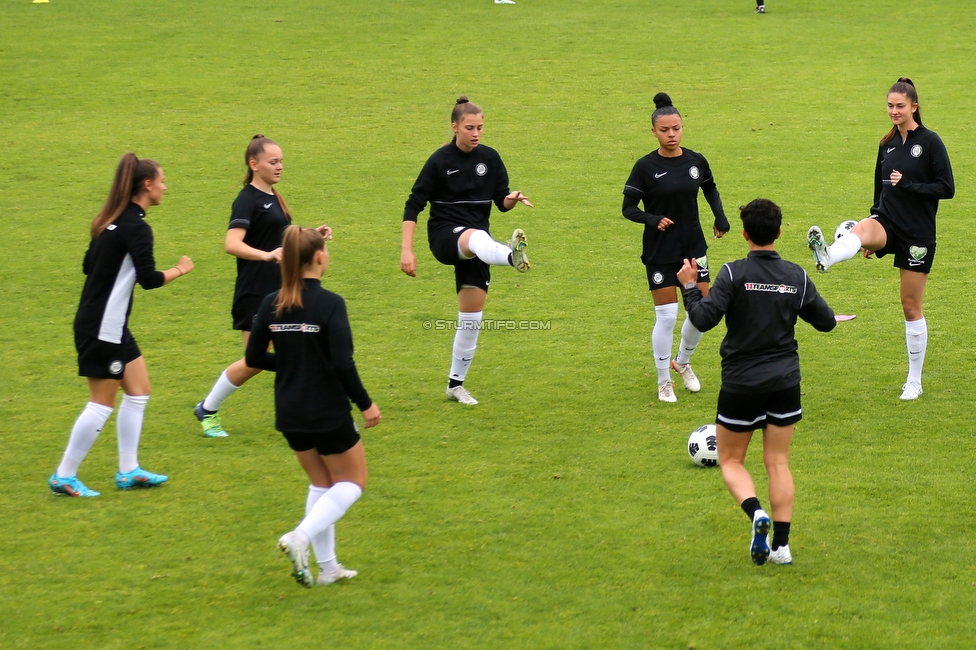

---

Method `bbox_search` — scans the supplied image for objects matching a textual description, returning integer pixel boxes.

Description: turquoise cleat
[49,473,100,497]
[116,467,169,490]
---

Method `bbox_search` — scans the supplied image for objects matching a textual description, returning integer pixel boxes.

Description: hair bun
[653,92,673,109]
[456,96,469,105]
[897,77,915,87]
[252,133,265,140]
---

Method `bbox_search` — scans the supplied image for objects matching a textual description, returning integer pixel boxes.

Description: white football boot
[508,228,530,273]
[769,544,793,565]
[317,563,358,585]
[671,360,701,392]
[807,226,831,272]
[657,381,677,403]
[447,385,479,405]
[900,381,923,400]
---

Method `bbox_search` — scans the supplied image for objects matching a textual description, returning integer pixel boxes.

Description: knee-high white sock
[296,481,363,542]
[652,303,678,384]
[305,485,338,571]
[449,311,482,383]
[117,394,149,473]
[202,370,241,412]
[675,316,703,366]
[57,402,114,477]
[906,317,927,383]
[467,230,513,266]
[827,232,862,266]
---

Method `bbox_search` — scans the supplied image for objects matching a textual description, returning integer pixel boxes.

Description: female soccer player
[246,226,381,588]
[400,96,533,406]
[679,199,836,566]
[194,135,331,436]
[807,78,954,400]
[49,153,194,497]
[622,92,730,403]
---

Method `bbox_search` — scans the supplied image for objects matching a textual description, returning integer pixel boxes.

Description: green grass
[2,0,976,647]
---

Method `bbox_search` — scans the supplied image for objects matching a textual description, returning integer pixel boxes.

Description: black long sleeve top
[74,203,165,343]
[871,125,954,247]
[681,250,835,393]
[404,141,511,241]
[246,279,372,433]
[622,148,730,265]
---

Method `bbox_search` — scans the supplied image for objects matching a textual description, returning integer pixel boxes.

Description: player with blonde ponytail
[246,225,380,588]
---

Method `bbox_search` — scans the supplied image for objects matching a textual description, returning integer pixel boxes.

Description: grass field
[2,0,975,647]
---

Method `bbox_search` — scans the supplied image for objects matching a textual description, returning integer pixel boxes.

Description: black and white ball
[688,424,719,467]
[834,220,858,241]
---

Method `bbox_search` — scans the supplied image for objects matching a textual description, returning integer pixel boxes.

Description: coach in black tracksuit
[807,78,954,401]
[622,92,730,403]
[400,96,533,407]
[246,226,378,589]
[679,198,835,567]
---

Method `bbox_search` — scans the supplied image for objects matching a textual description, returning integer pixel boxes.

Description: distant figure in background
[50,153,194,497]
[679,198,836,567]
[806,78,954,400]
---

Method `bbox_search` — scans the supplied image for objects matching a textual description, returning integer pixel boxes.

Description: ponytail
[244,134,292,221]
[881,77,922,146]
[275,225,325,317]
[91,153,160,238]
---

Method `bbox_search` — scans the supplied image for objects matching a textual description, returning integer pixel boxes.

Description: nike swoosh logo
[447,169,459,175]
[263,202,273,209]
[887,147,896,153]
[655,172,668,178]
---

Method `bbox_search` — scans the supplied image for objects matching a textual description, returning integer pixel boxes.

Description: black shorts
[75,329,142,379]
[429,226,491,294]
[281,417,361,456]
[645,255,710,290]
[716,384,802,432]
[870,215,936,274]
[232,294,266,331]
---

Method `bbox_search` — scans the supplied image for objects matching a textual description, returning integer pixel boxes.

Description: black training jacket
[622,148,730,265]
[74,203,165,343]
[246,279,372,433]
[228,184,291,301]
[681,250,835,393]
[872,125,954,246]
[404,141,511,240]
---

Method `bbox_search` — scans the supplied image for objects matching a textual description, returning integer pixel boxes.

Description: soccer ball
[834,220,858,240]
[688,424,719,467]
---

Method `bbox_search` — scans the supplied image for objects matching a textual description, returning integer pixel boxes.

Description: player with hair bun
[246,225,380,588]
[807,78,954,400]
[194,135,332,436]
[622,92,730,403]
[50,153,194,497]
[400,96,533,406]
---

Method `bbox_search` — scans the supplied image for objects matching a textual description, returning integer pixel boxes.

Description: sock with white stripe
[449,311,482,384]
[306,485,339,573]
[652,303,678,384]
[117,394,149,473]
[467,230,514,266]
[202,370,240,412]
[296,481,363,541]
[57,402,114,477]
[827,232,862,266]
[905,317,927,384]
[674,316,703,366]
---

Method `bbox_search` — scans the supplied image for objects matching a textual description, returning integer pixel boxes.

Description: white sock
[57,402,114,477]
[117,394,149,473]
[827,232,862,266]
[202,370,240,412]
[296,481,363,541]
[674,317,703,366]
[652,303,678,384]
[467,229,513,266]
[449,311,482,383]
[305,485,338,572]
[905,317,927,384]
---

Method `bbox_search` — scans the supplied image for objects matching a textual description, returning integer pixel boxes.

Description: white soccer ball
[834,220,858,241]
[688,424,719,467]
